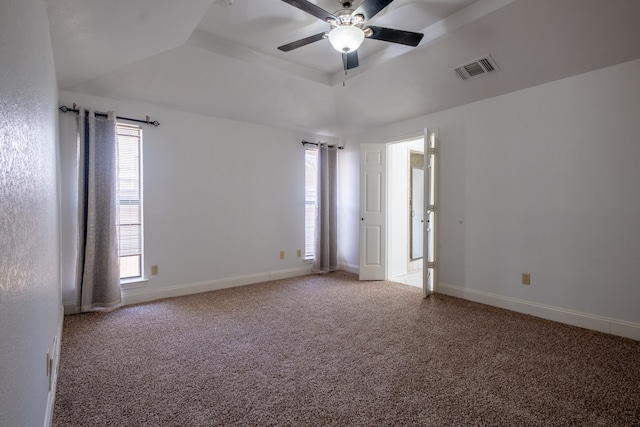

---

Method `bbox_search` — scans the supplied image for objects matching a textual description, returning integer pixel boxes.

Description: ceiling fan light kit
[278,0,424,73]
[328,25,365,53]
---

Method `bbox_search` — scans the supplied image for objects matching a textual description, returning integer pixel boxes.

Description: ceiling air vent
[453,55,499,81]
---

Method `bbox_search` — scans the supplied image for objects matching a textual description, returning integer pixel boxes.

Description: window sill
[120,277,148,291]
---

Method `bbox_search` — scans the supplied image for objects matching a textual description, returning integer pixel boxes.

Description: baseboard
[62,301,77,315]
[44,304,64,427]
[340,262,359,275]
[268,266,314,281]
[438,283,640,341]
[121,266,314,306]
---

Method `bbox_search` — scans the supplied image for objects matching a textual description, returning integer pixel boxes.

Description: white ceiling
[195,0,478,77]
[46,0,640,136]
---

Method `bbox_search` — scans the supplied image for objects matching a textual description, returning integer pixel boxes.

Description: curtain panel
[75,108,121,311]
[314,144,338,273]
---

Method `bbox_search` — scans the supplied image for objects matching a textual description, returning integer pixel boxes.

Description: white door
[423,128,437,297]
[359,143,386,280]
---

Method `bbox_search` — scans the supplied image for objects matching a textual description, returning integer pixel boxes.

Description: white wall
[388,142,410,278]
[388,139,424,278]
[59,90,337,307]
[0,0,63,426]
[339,59,640,339]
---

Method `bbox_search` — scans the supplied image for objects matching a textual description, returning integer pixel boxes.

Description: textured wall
[0,0,62,426]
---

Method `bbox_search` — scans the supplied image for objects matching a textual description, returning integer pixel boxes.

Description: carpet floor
[53,271,640,426]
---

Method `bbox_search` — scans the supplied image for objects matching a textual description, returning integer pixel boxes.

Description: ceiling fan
[277,0,424,73]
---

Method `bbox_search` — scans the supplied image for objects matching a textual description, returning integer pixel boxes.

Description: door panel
[364,226,382,265]
[365,171,382,213]
[359,143,386,280]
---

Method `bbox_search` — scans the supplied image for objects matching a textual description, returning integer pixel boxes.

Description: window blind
[305,149,318,258]
[116,123,143,278]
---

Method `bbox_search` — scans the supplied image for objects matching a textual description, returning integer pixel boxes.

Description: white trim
[438,283,640,341]
[340,262,359,275]
[62,301,77,315]
[44,304,64,427]
[120,278,148,290]
[121,267,314,306]
[269,267,313,281]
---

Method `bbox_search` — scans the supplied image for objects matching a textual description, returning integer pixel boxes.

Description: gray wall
[0,0,62,426]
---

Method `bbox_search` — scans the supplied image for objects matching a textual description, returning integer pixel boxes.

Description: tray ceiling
[47,0,640,136]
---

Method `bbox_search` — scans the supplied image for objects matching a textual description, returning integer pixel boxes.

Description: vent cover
[453,55,499,81]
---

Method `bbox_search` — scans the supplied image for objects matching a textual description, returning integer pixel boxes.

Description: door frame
[423,128,438,298]
[359,132,438,298]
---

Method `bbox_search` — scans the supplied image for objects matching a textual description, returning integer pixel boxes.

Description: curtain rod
[59,105,160,127]
[301,140,343,149]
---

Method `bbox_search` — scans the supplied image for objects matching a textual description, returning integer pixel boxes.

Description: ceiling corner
[47,0,215,88]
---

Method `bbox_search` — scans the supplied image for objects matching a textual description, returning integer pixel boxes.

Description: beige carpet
[53,271,640,426]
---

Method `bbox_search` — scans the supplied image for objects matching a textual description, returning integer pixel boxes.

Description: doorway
[410,151,425,264]
[358,129,437,297]
[388,138,424,289]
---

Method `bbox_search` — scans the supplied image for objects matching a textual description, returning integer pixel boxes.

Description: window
[305,148,318,259]
[116,123,143,279]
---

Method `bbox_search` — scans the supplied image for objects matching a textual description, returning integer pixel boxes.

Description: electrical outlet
[151,265,158,275]
[522,273,531,285]
[279,251,285,259]
[297,249,302,258]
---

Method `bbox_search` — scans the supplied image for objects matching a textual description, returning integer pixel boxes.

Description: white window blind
[305,148,318,259]
[116,123,143,279]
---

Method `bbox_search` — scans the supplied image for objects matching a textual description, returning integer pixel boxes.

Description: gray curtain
[314,144,338,272]
[76,108,121,312]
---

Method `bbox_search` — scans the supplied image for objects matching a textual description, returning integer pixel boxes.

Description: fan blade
[280,0,336,22]
[278,32,326,52]
[366,26,424,46]
[342,51,359,71]
[353,0,395,21]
